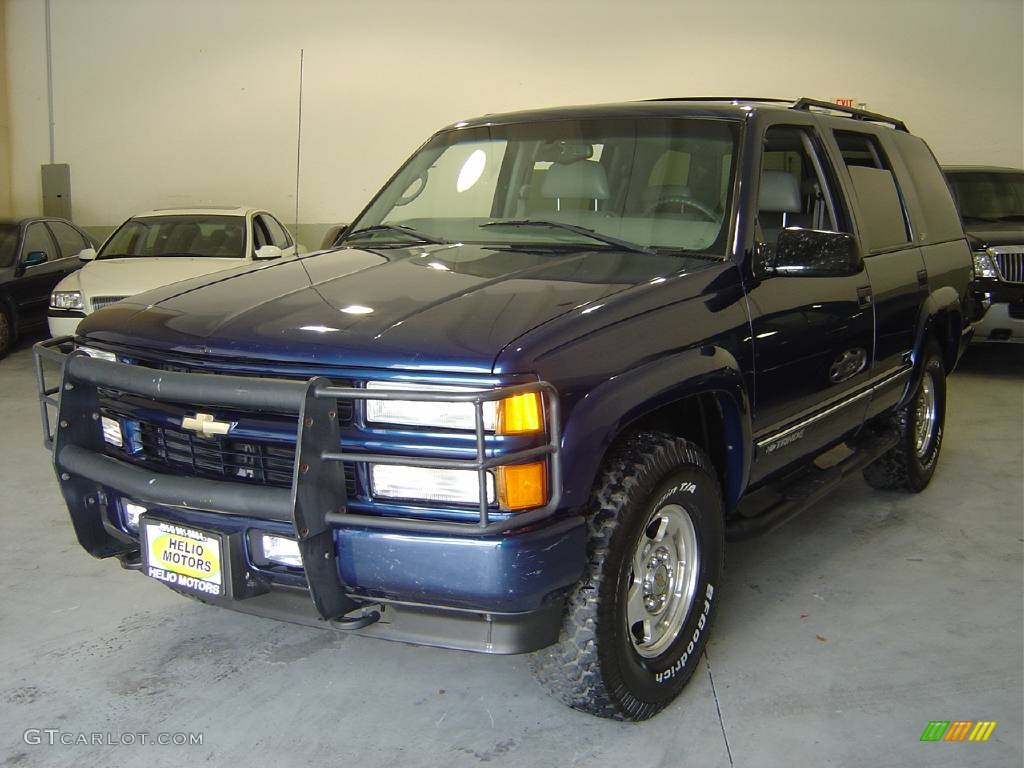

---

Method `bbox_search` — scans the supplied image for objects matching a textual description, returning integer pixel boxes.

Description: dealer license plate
[142,519,224,597]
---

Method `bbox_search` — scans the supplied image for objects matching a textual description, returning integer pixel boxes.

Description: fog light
[371,464,495,505]
[101,416,123,447]
[261,534,302,568]
[122,501,146,532]
[498,462,548,511]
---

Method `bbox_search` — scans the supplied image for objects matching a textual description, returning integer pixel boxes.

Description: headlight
[365,382,544,435]
[50,290,83,310]
[366,381,497,430]
[972,250,999,280]
[371,464,496,505]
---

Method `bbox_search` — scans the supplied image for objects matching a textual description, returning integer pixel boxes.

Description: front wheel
[530,432,724,721]
[863,341,947,492]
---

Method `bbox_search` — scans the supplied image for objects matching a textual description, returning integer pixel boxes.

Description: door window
[759,127,844,245]
[22,223,55,264]
[260,215,292,248]
[252,217,270,250]
[832,131,911,252]
[47,221,89,258]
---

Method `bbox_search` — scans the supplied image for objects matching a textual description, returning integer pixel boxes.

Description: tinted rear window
[888,132,965,243]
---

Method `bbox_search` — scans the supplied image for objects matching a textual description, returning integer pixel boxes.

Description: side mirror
[766,228,862,277]
[22,251,48,268]
[254,245,283,260]
[78,247,97,262]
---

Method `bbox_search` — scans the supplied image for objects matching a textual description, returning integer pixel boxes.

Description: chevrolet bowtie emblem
[181,412,233,438]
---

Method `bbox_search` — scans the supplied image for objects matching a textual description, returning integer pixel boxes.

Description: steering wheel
[644,195,718,221]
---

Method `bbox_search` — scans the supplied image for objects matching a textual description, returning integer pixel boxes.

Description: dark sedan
[0,217,99,358]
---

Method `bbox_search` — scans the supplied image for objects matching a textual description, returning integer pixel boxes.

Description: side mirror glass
[254,244,283,260]
[78,247,97,261]
[22,251,48,268]
[767,228,862,277]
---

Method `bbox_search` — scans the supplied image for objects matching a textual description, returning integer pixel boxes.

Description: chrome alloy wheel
[914,372,937,459]
[626,504,700,659]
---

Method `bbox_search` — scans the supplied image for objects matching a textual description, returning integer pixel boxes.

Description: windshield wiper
[339,224,450,246]
[480,220,655,255]
[994,214,1024,223]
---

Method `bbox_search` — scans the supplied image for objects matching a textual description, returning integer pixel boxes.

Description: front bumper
[47,310,86,338]
[971,279,1024,343]
[34,338,584,653]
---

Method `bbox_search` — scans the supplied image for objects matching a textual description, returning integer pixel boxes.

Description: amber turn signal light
[497,392,542,435]
[498,461,548,511]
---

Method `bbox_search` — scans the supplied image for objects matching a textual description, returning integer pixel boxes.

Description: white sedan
[48,206,302,337]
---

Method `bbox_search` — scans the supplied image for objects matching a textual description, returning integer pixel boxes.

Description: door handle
[856,285,873,309]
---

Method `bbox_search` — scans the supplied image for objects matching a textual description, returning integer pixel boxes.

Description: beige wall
[0,0,11,217]
[5,0,1024,242]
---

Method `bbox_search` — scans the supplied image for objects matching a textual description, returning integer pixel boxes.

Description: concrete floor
[0,337,1021,767]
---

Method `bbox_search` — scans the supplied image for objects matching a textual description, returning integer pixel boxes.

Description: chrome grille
[992,247,1024,284]
[91,295,130,311]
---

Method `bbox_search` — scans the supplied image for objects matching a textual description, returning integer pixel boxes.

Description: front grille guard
[34,336,563,620]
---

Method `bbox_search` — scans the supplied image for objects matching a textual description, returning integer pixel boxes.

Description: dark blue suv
[35,98,972,720]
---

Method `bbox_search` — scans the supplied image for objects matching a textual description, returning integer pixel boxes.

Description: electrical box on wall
[41,164,72,220]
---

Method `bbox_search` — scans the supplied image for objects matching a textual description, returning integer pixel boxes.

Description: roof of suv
[451,97,909,132]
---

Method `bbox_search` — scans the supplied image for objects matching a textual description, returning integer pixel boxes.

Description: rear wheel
[863,341,946,492]
[530,432,724,720]
[0,307,12,360]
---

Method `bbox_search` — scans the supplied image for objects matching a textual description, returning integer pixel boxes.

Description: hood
[963,221,1024,249]
[71,257,247,305]
[78,243,714,373]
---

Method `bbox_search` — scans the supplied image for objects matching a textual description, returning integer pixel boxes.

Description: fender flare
[900,286,962,408]
[558,344,752,512]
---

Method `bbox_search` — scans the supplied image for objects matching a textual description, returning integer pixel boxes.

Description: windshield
[0,224,18,268]
[99,215,246,259]
[945,171,1024,222]
[347,117,739,254]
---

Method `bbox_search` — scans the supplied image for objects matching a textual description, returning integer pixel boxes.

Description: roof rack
[791,98,908,132]
[640,96,909,132]
[642,96,794,105]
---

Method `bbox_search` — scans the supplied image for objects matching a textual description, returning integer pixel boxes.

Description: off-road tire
[530,432,725,721]
[0,306,12,360]
[862,341,946,492]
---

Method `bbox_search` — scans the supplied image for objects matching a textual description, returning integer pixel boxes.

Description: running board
[726,430,899,540]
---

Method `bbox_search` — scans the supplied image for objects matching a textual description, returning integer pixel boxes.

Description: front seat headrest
[759,170,801,214]
[542,160,610,200]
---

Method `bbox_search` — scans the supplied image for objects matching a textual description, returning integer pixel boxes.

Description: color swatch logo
[920,721,997,742]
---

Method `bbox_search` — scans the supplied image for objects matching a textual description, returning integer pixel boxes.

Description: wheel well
[0,292,15,332]
[625,391,743,511]
[929,309,960,372]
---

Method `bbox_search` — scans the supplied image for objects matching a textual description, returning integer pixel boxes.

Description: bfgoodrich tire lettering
[530,432,725,721]
[863,340,946,492]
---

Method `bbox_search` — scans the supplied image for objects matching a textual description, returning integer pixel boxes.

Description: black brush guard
[34,337,563,621]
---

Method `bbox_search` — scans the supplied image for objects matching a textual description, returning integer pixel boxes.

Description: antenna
[294,49,304,243]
